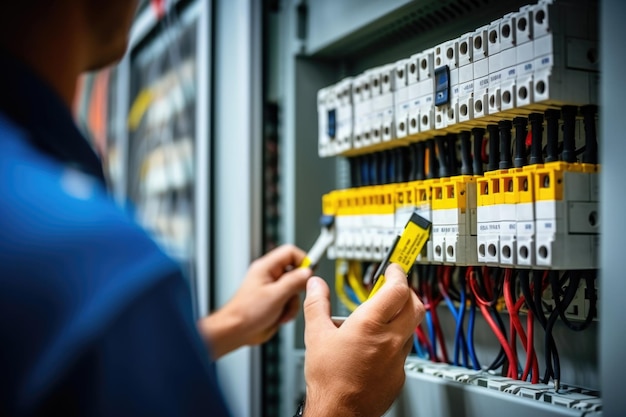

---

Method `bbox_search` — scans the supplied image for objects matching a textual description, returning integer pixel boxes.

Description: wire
[498,120,513,170]
[581,105,598,164]
[472,127,485,175]
[487,124,500,171]
[413,331,428,358]
[513,117,528,168]
[335,260,359,312]
[544,109,560,163]
[529,113,544,164]
[346,261,369,302]
[552,270,596,331]
[561,105,578,163]
[521,269,561,387]
[469,267,517,378]
[420,265,448,363]
[466,268,481,370]
[415,141,426,181]
[503,269,539,382]
[438,266,469,368]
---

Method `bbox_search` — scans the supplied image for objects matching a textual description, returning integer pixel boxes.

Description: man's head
[80,0,140,70]
[0,0,139,104]
[0,0,139,71]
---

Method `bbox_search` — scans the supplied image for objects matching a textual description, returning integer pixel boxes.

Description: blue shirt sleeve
[36,272,231,417]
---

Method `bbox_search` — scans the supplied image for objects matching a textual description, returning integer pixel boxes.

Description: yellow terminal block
[476,170,504,265]
[533,161,599,269]
[431,175,477,265]
[498,169,519,266]
[415,179,436,263]
[322,191,338,217]
[514,165,540,267]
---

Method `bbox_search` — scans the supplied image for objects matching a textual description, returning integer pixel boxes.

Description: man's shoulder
[0,111,189,414]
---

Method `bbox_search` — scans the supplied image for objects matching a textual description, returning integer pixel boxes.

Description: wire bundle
[437,266,481,370]
[503,269,539,383]
[469,267,515,377]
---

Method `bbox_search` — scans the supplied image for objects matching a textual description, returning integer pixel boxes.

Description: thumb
[303,277,334,337]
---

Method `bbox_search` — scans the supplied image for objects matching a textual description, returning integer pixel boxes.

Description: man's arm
[197,244,312,359]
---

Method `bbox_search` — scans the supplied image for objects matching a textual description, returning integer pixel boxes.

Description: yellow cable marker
[368,211,432,300]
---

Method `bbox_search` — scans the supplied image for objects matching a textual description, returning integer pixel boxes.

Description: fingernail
[307,278,320,293]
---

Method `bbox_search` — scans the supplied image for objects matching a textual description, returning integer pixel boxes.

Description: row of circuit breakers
[317,0,599,270]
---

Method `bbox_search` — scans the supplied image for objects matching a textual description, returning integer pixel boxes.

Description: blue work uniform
[0,52,231,416]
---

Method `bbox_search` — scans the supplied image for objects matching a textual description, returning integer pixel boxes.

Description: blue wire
[361,157,370,186]
[344,285,361,306]
[467,296,481,370]
[458,272,469,369]
[370,154,378,185]
[425,310,436,359]
[413,333,427,359]
[442,294,460,366]
[442,275,469,368]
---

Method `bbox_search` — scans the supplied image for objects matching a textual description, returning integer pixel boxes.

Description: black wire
[520,270,559,384]
[396,148,409,183]
[349,156,360,187]
[446,267,462,301]
[487,124,499,171]
[487,293,511,376]
[513,117,528,168]
[408,143,417,181]
[447,133,459,177]
[460,131,473,175]
[472,127,485,176]
[435,135,449,177]
[498,120,513,170]
[529,113,544,164]
[538,271,561,384]
[380,151,389,184]
[581,105,598,164]
[554,271,596,332]
[561,106,577,163]
[544,109,560,163]
[415,141,426,181]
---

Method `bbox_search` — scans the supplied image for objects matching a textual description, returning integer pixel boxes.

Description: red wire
[416,326,435,359]
[469,271,517,379]
[504,269,521,380]
[430,304,449,363]
[150,0,166,19]
[504,269,542,383]
[526,309,539,383]
[422,270,449,363]
[481,133,489,163]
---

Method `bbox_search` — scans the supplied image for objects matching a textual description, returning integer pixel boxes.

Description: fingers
[303,277,335,345]
[279,294,301,324]
[254,244,308,278]
[273,266,312,295]
[360,263,410,324]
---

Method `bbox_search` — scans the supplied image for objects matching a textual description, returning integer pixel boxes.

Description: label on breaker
[368,212,432,299]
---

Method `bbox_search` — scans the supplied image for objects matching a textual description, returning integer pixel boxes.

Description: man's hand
[198,244,312,359]
[303,263,425,417]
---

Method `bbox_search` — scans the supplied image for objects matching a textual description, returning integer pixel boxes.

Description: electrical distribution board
[313,0,600,415]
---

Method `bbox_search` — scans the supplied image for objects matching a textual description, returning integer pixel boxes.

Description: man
[0,1,425,416]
